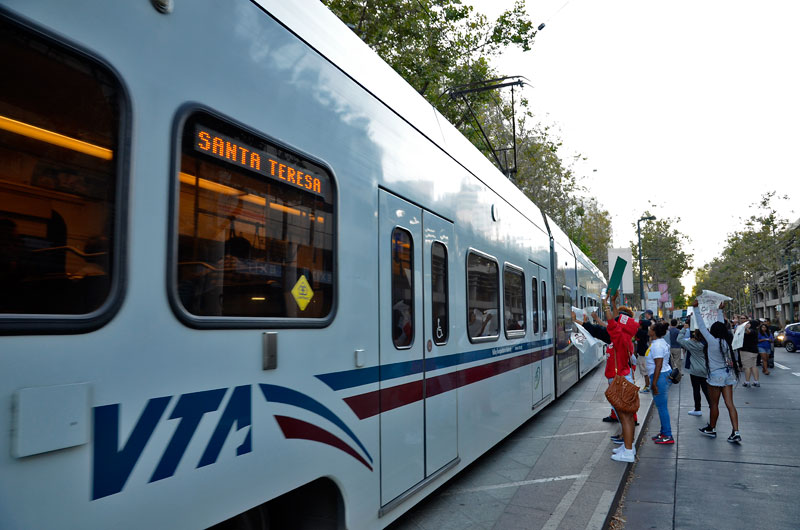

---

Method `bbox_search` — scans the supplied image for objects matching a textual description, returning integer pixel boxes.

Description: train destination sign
[194,125,327,197]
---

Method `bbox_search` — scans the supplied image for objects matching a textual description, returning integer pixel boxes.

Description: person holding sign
[603,292,640,462]
[692,300,742,443]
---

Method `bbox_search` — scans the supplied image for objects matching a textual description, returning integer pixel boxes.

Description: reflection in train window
[431,241,448,345]
[503,265,525,338]
[467,252,498,341]
[0,18,121,316]
[176,112,334,319]
[391,228,413,348]
[532,276,539,334]
[541,280,548,333]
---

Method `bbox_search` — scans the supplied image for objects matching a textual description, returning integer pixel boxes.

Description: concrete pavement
[391,346,800,530]
[618,346,800,529]
[390,365,654,530]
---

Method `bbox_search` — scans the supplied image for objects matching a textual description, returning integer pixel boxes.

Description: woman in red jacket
[604,293,641,462]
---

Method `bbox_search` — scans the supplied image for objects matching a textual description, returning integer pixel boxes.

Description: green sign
[607,256,627,297]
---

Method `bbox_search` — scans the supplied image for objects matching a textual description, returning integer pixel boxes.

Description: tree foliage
[692,192,797,318]
[323,0,613,268]
[629,212,692,310]
[322,0,535,125]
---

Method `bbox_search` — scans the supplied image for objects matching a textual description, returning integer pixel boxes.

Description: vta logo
[92,386,251,500]
[92,384,372,501]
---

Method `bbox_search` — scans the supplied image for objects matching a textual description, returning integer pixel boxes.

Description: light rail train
[0,1,607,528]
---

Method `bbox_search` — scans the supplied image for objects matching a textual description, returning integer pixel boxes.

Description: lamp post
[784,251,797,323]
[637,215,656,310]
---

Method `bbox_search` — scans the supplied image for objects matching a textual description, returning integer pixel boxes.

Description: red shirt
[605,313,639,378]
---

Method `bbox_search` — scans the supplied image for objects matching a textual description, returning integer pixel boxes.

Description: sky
[472,0,800,293]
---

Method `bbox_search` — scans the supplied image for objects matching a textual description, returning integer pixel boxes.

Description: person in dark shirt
[740,320,761,386]
[668,319,682,374]
[636,319,651,392]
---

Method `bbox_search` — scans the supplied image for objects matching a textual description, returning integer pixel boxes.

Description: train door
[378,190,456,506]
[529,262,545,407]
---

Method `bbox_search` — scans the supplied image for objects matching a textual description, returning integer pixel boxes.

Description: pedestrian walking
[668,319,682,374]
[648,322,674,444]
[635,320,651,392]
[757,323,772,376]
[739,321,760,387]
[692,300,742,443]
[677,315,710,416]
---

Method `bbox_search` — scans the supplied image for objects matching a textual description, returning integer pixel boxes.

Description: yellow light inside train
[179,172,241,196]
[0,114,113,160]
[180,172,323,222]
[269,203,301,216]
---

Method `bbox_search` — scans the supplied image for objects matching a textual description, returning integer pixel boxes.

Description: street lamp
[783,250,797,323]
[638,215,656,311]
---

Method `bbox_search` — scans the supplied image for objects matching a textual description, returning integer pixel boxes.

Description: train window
[175,112,334,320]
[541,280,548,333]
[0,18,122,318]
[532,276,539,334]
[467,252,499,341]
[503,265,525,338]
[431,241,448,345]
[391,228,414,348]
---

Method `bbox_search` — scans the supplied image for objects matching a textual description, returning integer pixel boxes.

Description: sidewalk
[391,365,655,530]
[616,352,800,529]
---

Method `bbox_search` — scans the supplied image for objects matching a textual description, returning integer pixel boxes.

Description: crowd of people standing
[571,294,785,463]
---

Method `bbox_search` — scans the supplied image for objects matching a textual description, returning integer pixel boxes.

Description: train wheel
[210,506,270,530]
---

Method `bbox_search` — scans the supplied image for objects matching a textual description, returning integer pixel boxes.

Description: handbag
[605,347,640,414]
[668,368,682,384]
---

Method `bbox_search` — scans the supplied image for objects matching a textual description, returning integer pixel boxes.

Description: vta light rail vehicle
[0,1,607,528]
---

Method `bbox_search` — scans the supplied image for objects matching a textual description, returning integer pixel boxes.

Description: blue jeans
[651,370,672,437]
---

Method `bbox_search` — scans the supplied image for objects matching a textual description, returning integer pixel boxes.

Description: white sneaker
[688,410,702,416]
[611,448,635,462]
[613,445,636,455]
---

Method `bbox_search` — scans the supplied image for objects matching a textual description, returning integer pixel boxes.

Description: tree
[691,192,794,316]
[630,212,692,311]
[483,102,613,267]
[323,1,613,267]
[322,0,536,129]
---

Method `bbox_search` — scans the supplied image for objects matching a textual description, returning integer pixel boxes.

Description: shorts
[707,367,737,387]
[739,350,758,370]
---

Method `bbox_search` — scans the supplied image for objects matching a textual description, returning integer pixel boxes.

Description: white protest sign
[570,322,605,354]
[572,306,600,323]
[692,289,731,330]
[732,323,747,350]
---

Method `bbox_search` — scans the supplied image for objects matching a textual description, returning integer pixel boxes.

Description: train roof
[257,0,550,233]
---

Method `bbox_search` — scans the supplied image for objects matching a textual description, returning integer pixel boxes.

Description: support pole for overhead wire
[446,76,527,180]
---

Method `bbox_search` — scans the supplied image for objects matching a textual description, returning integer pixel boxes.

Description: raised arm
[676,326,693,349]
[692,301,713,343]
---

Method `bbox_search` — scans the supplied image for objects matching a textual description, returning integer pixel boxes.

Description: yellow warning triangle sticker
[291,275,314,311]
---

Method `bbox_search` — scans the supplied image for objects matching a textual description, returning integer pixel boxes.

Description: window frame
[430,240,449,346]
[391,226,415,350]
[531,275,539,335]
[503,263,526,339]
[0,13,130,335]
[167,106,337,329]
[466,249,500,344]
[541,279,548,333]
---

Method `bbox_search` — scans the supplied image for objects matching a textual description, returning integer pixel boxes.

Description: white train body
[0,1,606,528]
